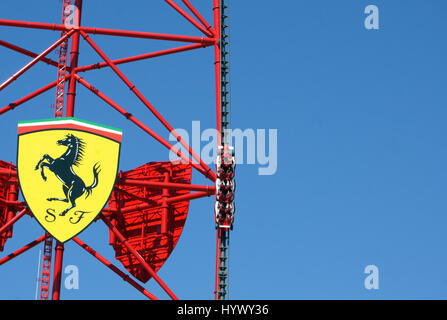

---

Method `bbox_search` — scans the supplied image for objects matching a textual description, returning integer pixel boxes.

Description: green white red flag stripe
[18,118,122,142]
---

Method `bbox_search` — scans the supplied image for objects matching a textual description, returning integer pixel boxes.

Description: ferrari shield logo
[17,118,122,243]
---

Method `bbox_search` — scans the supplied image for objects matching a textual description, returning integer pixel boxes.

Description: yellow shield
[17,118,122,243]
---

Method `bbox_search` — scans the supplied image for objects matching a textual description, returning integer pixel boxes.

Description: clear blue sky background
[0,0,447,300]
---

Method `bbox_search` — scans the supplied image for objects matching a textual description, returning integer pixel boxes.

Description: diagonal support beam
[181,0,215,36]
[0,29,75,91]
[0,19,215,44]
[104,190,213,215]
[74,42,210,73]
[72,237,159,300]
[101,215,178,300]
[79,31,216,181]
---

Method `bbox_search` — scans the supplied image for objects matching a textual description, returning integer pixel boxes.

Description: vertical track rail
[215,0,233,301]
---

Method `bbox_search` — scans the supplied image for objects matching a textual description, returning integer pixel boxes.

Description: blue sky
[1,0,447,300]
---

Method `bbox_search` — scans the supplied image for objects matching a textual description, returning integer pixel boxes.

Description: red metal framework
[0,0,234,300]
[107,161,195,284]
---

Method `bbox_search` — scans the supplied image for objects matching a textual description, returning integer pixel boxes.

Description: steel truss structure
[0,0,234,300]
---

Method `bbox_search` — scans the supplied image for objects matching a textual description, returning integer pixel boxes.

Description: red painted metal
[0,19,215,44]
[39,235,53,300]
[73,237,159,300]
[66,0,83,117]
[102,214,178,300]
[0,234,49,266]
[0,0,227,300]
[0,39,60,68]
[213,0,222,147]
[0,208,27,251]
[79,31,216,181]
[0,161,20,251]
[51,242,64,300]
[106,161,191,285]
[74,74,212,179]
[75,43,210,73]
[182,0,215,36]
[165,0,214,37]
[0,30,74,92]
[118,178,215,193]
[54,0,74,118]
[0,79,60,116]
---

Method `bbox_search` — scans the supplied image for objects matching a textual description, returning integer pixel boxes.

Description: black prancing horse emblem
[34,134,101,216]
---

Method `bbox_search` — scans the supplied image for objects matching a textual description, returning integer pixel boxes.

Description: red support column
[6,183,18,238]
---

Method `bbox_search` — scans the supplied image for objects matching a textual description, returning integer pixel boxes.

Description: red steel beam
[0,168,16,177]
[164,0,214,37]
[0,74,71,116]
[213,0,222,146]
[66,0,83,117]
[0,208,27,237]
[0,168,215,194]
[101,215,178,300]
[119,178,215,194]
[0,19,215,44]
[0,234,49,266]
[73,237,159,300]
[0,39,62,69]
[80,31,216,181]
[51,242,64,300]
[105,190,213,215]
[74,42,209,73]
[182,0,215,36]
[74,74,211,179]
[0,29,74,92]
